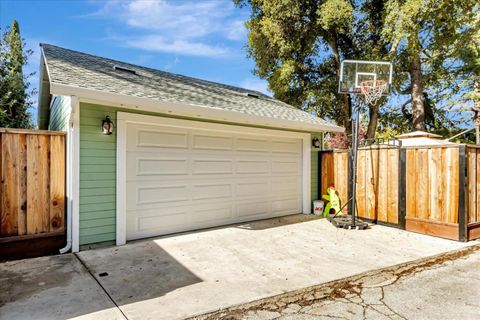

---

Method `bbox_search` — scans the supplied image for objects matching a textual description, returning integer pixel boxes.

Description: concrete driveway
[0,215,474,320]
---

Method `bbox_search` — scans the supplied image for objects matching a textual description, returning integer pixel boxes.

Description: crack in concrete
[191,245,480,320]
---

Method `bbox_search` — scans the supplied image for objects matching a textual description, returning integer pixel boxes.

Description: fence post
[458,145,468,242]
[398,147,406,229]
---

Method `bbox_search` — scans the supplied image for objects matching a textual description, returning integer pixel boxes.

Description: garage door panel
[236,160,270,174]
[271,160,300,174]
[192,203,234,224]
[135,157,189,176]
[272,140,302,154]
[272,198,302,213]
[127,209,189,240]
[236,181,269,197]
[136,185,189,205]
[192,159,233,175]
[192,183,233,200]
[236,137,270,152]
[192,134,233,151]
[125,120,304,240]
[128,126,189,150]
[271,178,301,195]
[236,201,269,218]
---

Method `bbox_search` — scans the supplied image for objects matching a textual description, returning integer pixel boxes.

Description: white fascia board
[49,82,345,133]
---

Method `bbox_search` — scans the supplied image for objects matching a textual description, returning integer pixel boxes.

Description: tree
[0,20,33,128]
[235,0,390,138]
[382,0,478,131]
[455,7,479,142]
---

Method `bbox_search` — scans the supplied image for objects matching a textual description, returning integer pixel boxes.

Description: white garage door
[123,115,306,240]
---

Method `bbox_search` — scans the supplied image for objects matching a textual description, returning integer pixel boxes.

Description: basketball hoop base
[329,215,369,230]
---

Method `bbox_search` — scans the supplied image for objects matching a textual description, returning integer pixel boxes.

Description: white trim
[49,82,344,133]
[302,137,311,214]
[116,116,127,246]
[70,96,81,252]
[59,96,73,254]
[116,112,312,243]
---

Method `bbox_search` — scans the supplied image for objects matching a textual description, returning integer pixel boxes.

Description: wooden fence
[319,144,480,241]
[0,129,66,259]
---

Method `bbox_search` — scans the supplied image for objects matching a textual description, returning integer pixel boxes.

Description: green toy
[322,186,343,217]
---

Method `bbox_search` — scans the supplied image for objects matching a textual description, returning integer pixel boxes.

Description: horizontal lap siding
[80,103,119,245]
[48,96,71,131]
[79,102,320,245]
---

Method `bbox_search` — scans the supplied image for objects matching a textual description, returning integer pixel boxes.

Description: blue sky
[0,0,270,121]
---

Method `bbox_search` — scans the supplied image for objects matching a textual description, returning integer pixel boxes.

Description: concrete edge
[188,244,480,320]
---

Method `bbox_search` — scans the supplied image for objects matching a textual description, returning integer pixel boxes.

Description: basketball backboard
[338,60,393,95]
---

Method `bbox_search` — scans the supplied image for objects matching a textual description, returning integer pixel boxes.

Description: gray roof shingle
[41,44,342,131]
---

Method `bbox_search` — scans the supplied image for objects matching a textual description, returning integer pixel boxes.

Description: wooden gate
[0,129,66,260]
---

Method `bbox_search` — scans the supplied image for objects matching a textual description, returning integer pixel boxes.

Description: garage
[118,113,311,241]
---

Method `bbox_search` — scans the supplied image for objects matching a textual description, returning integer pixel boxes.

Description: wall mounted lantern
[102,116,114,135]
[312,137,320,148]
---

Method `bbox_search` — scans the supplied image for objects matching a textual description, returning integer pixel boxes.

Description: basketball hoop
[335,60,393,230]
[359,80,388,105]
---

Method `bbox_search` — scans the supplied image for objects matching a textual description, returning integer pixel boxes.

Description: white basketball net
[359,80,388,105]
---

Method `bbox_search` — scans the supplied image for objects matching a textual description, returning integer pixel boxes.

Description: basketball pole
[350,96,361,228]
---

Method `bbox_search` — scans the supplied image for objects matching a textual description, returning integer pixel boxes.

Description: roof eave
[49,82,345,133]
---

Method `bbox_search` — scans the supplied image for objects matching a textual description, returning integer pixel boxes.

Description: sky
[0,0,270,122]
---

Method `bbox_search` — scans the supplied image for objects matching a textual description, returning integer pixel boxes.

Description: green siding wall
[79,103,119,245]
[79,102,323,245]
[48,95,71,131]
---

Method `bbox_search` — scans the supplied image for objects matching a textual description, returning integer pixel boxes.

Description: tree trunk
[327,36,351,133]
[410,36,426,131]
[366,104,379,140]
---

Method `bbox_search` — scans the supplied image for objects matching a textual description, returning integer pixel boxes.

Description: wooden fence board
[376,149,387,222]
[356,150,366,218]
[335,152,349,209]
[447,148,459,224]
[387,149,399,224]
[17,134,27,235]
[429,148,443,221]
[1,134,19,236]
[365,148,376,220]
[50,135,65,231]
[26,135,51,234]
[406,149,417,219]
[320,152,333,197]
[416,149,430,220]
[467,148,477,224]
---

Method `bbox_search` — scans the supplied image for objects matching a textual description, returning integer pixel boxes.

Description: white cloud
[91,0,247,57]
[226,20,247,41]
[239,78,271,96]
[125,35,231,57]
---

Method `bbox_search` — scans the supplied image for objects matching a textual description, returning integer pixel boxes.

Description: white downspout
[59,96,79,253]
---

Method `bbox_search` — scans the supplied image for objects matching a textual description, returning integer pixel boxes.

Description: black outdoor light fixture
[312,137,320,148]
[102,116,114,135]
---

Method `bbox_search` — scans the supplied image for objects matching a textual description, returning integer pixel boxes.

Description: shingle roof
[40,44,342,132]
